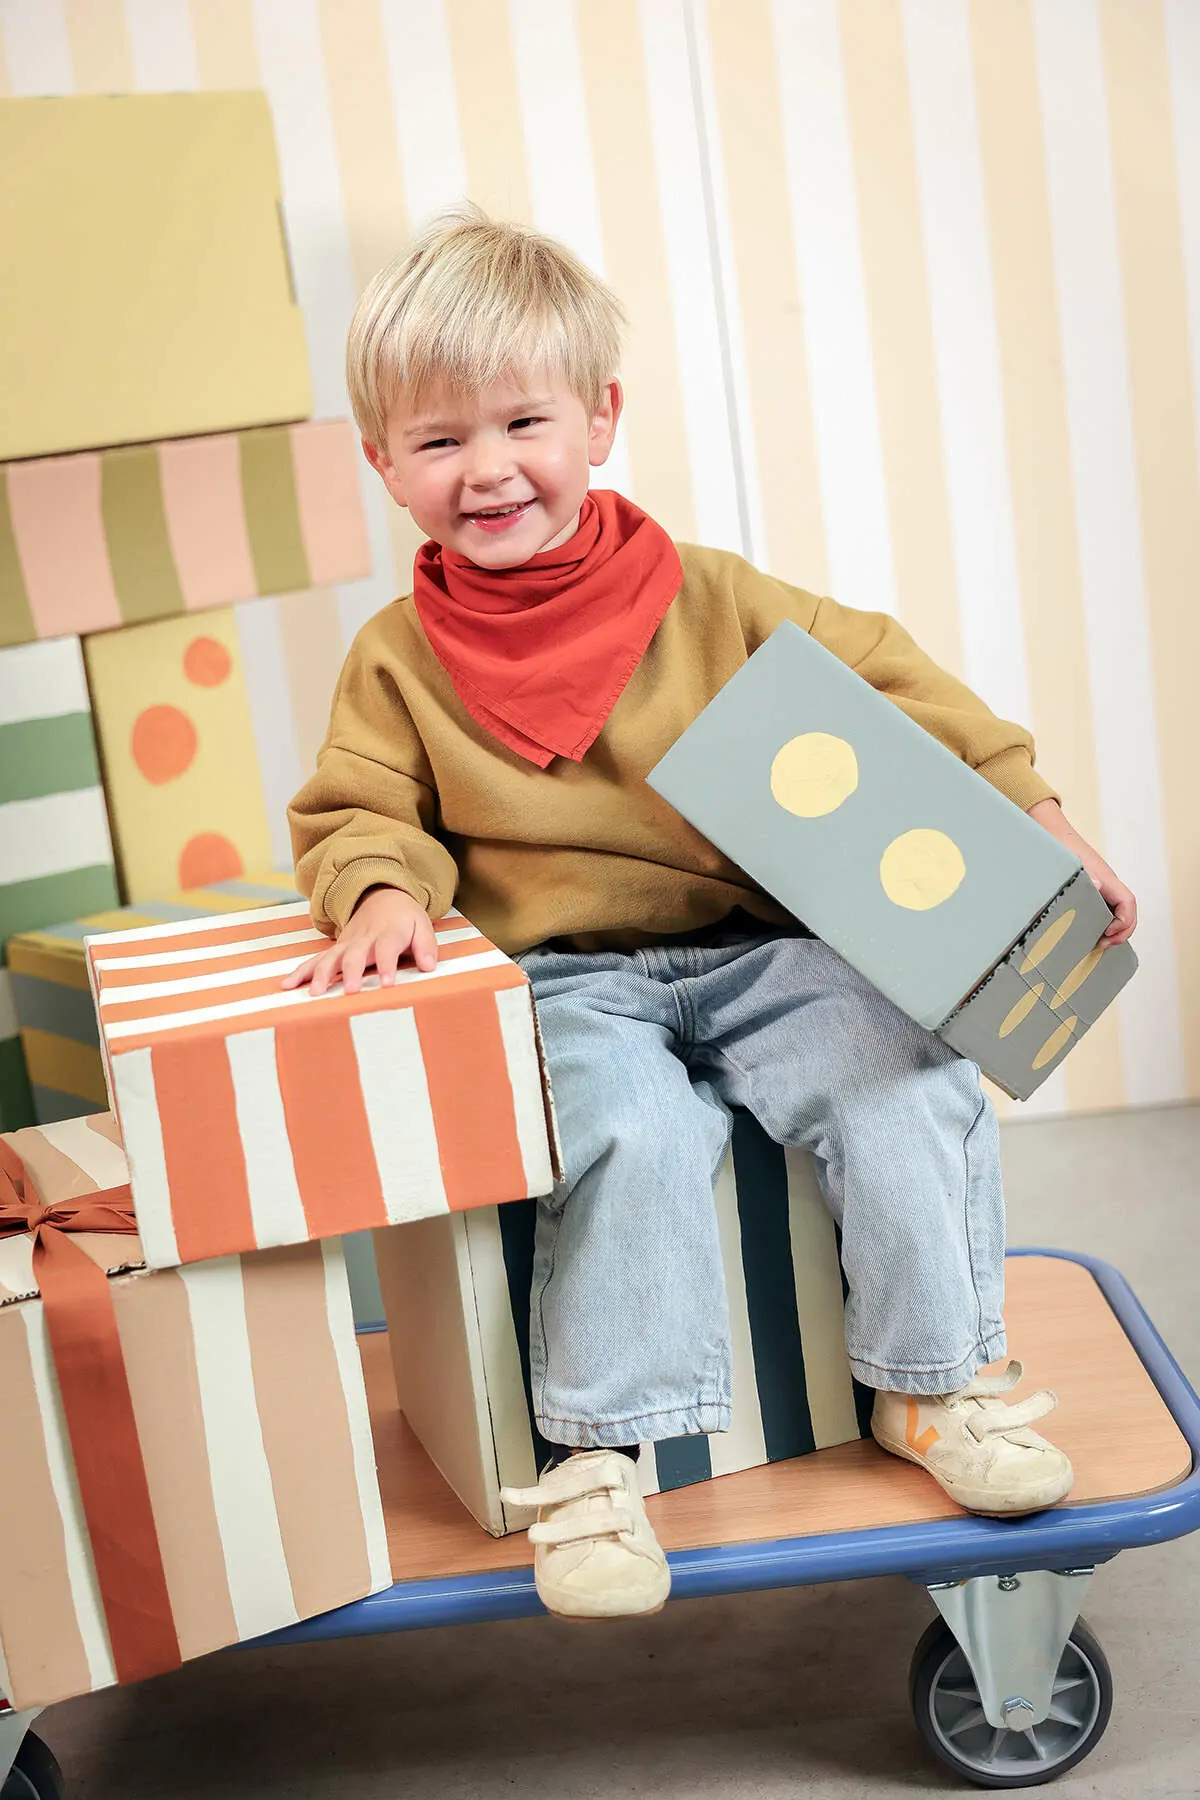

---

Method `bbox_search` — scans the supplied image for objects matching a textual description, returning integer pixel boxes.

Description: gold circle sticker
[770,733,859,818]
[879,829,967,911]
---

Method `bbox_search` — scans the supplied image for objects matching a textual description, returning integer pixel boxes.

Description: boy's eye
[420,437,456,451]
[509,417,543,432]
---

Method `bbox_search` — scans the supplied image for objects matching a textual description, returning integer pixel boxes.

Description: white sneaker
[501,1450,671,1621]
[871,1361,1074,1516]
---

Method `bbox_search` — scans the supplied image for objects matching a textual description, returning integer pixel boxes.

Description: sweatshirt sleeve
[288,633,460,936]
[726,554,1059,812]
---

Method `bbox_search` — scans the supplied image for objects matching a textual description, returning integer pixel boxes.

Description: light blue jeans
[517,930,1006,1449]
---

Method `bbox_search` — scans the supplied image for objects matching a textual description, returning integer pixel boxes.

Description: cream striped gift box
[375,1114,871,1536]
[0,1113,390,1711]
[85,901,561,1270]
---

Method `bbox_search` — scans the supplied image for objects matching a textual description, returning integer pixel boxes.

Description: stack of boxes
[0,91,369,1129]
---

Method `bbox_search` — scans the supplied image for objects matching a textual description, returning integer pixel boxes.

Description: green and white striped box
[374,1115,872,1536]
[0,637,119,1127]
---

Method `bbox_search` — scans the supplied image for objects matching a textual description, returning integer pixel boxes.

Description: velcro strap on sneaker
[501,1454,628,1510]
[966,1388,1058,1442]
[961,1359,1025,1400]
[528,1508,635,1548]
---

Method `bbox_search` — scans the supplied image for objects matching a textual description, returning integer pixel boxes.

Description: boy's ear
[362,436,408,509]
[587,379,624,468]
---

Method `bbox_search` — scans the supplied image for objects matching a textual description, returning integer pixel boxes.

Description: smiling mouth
[463,500,534,528]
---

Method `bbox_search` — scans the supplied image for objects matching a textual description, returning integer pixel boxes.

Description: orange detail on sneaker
[905,1397,941,1458]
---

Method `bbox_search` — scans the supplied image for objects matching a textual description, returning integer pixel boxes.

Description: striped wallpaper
[1,0,1195,1118]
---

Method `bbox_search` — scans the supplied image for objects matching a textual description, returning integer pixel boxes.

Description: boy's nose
[463,438,516,491]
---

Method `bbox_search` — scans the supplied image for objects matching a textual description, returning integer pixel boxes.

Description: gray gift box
[647,622,1136,1099]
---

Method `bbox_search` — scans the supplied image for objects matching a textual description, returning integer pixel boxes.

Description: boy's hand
[282,887,438,995]
[1028,799,1137,944]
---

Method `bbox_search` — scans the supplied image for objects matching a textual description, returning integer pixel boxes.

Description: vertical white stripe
[900,0,1033,725]
[233,597,307,872]
[493,986,554,1198]
[707,1148,767,1478]
[225,1028,308,1249]
[21,1305,117,1693]
[110,1048,180,1269]
[379,0,468,226]
[507,0,635,499]
[785,1151,860,1448]
[463,1208,540,1510]
[638,0,743,552]
[319,1239,391,1591]
[770,0,897,617]
[349,1008,449,1222]
[0,638,91,727]
[0,1234,36,1300]
[251,0,398,644]
[635,1440,661,1498]
[0,0,72,93]
[180,1257,298,1638]
[1164,0,1200,476]
[685,0,768,568]
[37,1118,128,1189]
[1032,0,1186,1105]
[124,0,197,89]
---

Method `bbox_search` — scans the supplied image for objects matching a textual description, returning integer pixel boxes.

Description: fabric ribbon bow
[0,1138,181,1685]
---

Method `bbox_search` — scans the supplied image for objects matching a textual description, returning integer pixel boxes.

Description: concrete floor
[33,1103,1200,1798]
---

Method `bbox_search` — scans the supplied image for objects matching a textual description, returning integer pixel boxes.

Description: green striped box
[6,872,302,1124]
[0,637,119,1131]
[374,1114,872,1535]
[0,968,33,1131]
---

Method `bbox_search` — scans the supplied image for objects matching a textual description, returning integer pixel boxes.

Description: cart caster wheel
[909,1615,1112,1788]
[2,1734,64,1800]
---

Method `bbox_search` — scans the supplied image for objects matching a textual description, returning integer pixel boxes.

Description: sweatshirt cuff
[322,858,430,935]
[974,746,1060,813]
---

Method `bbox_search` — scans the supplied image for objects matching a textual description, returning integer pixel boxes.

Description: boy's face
[365,372,623,569]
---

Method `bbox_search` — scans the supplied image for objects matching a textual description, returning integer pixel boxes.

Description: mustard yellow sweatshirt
[289,544,1056,955]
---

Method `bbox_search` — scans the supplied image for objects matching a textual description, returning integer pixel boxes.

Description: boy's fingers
[340,940,370,995]
[281,953,322,990]
[309,946,345,998]
[412,913,439,972]
[374,932,404,986]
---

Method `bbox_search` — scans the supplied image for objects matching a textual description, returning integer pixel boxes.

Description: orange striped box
[84,902,562,1271]
[0,1115,391,1710]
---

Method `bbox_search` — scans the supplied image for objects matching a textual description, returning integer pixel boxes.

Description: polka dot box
[647,621,1138,1100]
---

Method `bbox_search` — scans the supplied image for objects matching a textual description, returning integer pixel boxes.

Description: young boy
[287,207,1136,1623]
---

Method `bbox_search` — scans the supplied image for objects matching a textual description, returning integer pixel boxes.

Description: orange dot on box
[131,705,198,784]
[178,833,244,889]
[183,636,233,687]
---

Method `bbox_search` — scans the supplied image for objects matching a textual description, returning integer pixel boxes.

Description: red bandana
[411,490,683,768]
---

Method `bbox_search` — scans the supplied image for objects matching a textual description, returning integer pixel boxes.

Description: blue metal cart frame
[5,1248,1198,1791]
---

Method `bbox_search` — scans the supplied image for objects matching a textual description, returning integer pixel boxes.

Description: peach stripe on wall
[7,455,121,638]
[62,0,133,92]
[112,1269,239,1660]
[188,0,260,89]
[291,422,372,586]
[575,0,698,542]
[1099,0,1200,1092]
[707,0,828,592]
[837,0,963,677]
[444,0,533,224]
[242,1245,371,1616]
[277,585,348,774]
[160,435,259,612]
[0,1313,93,1706]
[968,0,1120,1113]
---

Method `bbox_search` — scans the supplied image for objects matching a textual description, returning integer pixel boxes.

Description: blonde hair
[347,205,625,453]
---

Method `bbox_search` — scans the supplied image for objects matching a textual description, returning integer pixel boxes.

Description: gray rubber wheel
[909,1616,1112,1788]
[2,1734,64,1800]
